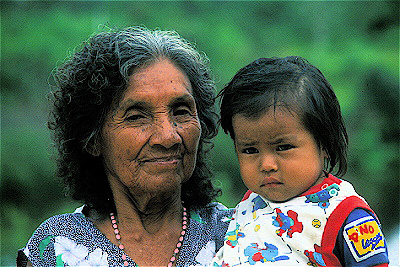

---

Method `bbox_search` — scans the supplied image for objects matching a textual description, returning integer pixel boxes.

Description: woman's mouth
[141,155,183,166]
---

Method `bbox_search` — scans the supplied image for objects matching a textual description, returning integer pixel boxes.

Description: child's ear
[322,149,329,172]
[321,147,329,159]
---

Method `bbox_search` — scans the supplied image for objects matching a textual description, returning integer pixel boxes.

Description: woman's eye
[174,107,191,116]
[242,147,259,154]
[126,114,145,121]
[276,144,294,151]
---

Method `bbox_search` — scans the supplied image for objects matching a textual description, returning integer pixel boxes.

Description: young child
[212,57,389,266]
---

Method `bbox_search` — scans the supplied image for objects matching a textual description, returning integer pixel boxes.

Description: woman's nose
[149,117,182,149]
[260,153,278,173]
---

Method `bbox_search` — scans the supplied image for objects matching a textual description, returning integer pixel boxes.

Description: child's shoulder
[338,208,389,265]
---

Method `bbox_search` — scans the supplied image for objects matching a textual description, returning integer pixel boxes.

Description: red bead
[122,254,127,260]
[124,261,129,266]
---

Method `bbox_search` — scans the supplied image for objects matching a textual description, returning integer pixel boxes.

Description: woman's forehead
[104,61,194,117]
[129,58,191,88]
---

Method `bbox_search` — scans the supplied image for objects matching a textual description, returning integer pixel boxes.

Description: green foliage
[1,1,398,265]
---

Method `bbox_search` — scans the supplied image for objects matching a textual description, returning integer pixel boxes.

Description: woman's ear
[86,144,101,157]
[84,136,101,157]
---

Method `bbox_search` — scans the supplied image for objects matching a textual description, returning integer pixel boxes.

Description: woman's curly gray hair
[49,27,220,214]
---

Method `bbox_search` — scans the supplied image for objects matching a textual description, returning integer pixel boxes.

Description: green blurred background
[1,1,398,265]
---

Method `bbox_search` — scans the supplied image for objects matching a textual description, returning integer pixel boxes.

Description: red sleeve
[241,190,252,201]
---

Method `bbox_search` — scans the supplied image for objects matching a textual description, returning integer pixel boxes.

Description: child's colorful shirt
[211,174,389,266]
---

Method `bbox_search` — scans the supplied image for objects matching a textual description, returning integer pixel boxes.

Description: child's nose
[260,153,278,173]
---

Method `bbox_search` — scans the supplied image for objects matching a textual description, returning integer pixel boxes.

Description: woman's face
[99,59,201,197]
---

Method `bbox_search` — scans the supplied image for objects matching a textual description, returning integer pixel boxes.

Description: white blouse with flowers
[18,203,232,266]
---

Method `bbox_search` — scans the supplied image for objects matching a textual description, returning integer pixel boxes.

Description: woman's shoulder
[34,211,88,234]
[24,211,95,253]
[189,202,233,228]
[178,203,233,265]
[192,202,233,217]
[20,210,110,266]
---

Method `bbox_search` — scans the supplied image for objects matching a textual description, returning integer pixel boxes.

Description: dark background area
[1,1,398,265]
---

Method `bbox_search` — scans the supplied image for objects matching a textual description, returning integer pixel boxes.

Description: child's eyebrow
[269,135,298,145]
[235,134,299,146]
[269,138,287,145]
[235,140,258,147]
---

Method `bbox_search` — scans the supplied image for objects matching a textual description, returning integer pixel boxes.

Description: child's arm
[334,209,389,266]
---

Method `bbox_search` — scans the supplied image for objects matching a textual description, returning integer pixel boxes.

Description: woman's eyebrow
[119,100,150,114]
[118,94,195,113]
[169,95,196,107]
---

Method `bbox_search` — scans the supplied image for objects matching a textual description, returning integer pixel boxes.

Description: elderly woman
[17,27,232,266]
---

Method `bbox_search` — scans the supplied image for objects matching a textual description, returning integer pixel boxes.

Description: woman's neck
[90,188,185,266]
[104,169,184,230]
[113,190,183,234]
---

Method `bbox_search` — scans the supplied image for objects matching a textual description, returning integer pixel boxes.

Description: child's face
[232,108,327,202]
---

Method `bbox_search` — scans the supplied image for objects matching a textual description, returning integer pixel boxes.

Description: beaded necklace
[110,205,188,267]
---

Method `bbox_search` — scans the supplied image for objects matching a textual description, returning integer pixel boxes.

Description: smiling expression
[99,59,201,197]
[233,108,327,202]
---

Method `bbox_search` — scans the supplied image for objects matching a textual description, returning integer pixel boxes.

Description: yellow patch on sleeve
[343,215,386,262]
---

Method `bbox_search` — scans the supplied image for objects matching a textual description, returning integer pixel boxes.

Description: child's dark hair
[219,56,348,177]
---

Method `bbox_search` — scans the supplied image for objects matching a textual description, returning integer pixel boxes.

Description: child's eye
[241,147,259,154]
[276,144,295,151]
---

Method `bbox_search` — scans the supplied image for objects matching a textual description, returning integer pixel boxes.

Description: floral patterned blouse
[17,203,233,266]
